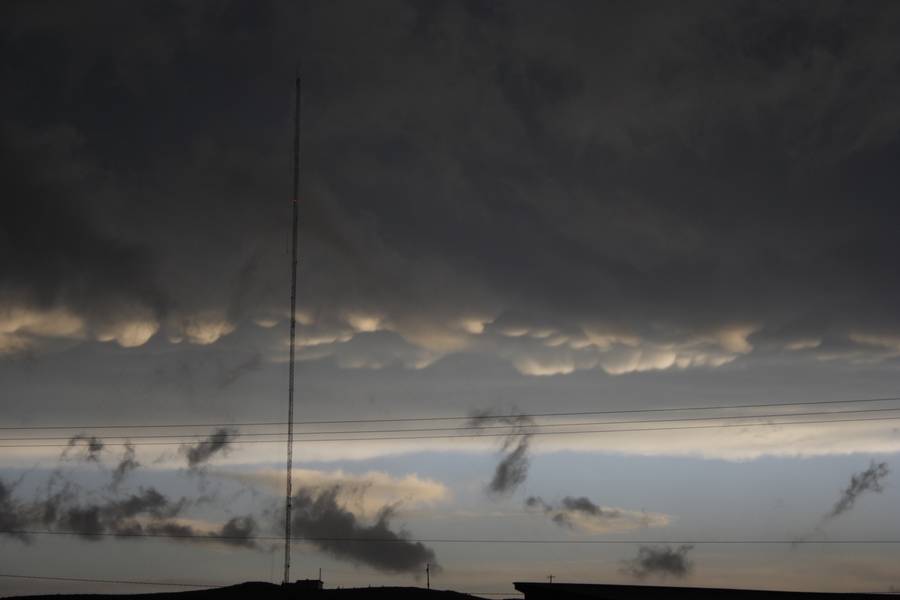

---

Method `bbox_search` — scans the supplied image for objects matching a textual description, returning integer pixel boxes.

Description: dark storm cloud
[225,254,261,324]
[64,434,105,462]
[622,544,694,580]
[109,442,140,491]
[826,461,889,520]
[0,125,166,350]
[291,486,437,574]
[3,2,900,381]
[468,410,535,495]
[184,428,236,468]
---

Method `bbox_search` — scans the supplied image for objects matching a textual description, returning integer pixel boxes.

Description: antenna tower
[284,74,301,585]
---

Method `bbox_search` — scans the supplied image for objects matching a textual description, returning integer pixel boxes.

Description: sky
[2,0,900,596]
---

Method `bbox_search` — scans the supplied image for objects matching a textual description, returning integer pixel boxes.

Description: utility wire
[1,414,898,449]
[2,396,898,431]
[2,529,900,544]
[2,406,899,442]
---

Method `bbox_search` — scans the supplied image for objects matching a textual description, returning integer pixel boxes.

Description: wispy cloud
[63,434,104,462]
[525,496,670,533]
[183,428,236,469]
[826,461,889,520]
[468,410,535,496]
[109,442,140,491]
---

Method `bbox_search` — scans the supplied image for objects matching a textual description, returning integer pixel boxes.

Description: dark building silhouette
[286,579,324,591]
[513,582,888,600]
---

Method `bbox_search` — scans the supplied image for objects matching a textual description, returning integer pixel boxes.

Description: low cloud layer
[53,488,184,539]
[291,486,436,574]
[219,467,449,515]
[525,496,669,533]
[141,515,260,549]
[2,461,439,572]
[622,545,695,580]
[0,476,258,549]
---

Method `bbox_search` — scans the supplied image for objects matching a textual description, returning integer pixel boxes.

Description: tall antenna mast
[283,73,301,585]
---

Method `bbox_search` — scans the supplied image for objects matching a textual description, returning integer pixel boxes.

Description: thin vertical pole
[284,74,301,585]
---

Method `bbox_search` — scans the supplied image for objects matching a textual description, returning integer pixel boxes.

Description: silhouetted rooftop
[514,582,889,600]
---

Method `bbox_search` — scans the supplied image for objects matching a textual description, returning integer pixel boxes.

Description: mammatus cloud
[63,434,104,462]
[169,311,236,346]
[525,496,670,533]
[468,410,535,496]
[0,304,85,354]
[183,428,236,469]
[291,486,437,574]
[621,545,694,580]
[499,323,758,377]
[109,442,140,491]
[826,461,889,520]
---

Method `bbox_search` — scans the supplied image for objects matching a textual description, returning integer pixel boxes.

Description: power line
[0,572,214,588]
[2,406,899,443]
[3,529,900,544]
[2,396,898,432]
[1,414,898,449]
